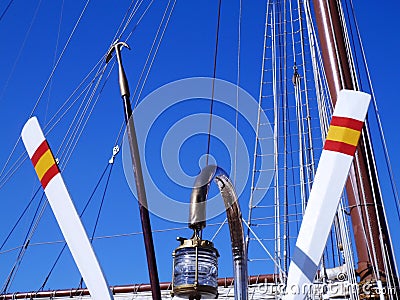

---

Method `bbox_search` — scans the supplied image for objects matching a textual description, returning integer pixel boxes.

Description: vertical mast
[107,42,162,300]
[312,0,396,284]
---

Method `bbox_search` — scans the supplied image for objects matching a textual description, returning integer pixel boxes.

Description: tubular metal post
[108,42,162,300]
[189,166,248,300]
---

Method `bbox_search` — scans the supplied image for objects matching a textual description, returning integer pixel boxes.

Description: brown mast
[312,0,397,285]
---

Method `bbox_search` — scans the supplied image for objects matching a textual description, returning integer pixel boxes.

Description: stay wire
[38,162,111,291]
[112,0,138,42]
[0,0,91,187]
[130,0,173,108]
[0,0,150,188]
[133,0,176,108]
[0,55,106,190]
[44,0,65,124]
[2,221,227,255]
[0,0,14,23]
[348,0,400,222]
[1,0,159,289]
[77,163,114,290]
[29,0,91,118]
[0,0,151,289]
[110,0,170,149]
[233,0,242,186]
[0,186,41,252]
[57,64,109,168]
[2,192,47,293]
[206,0,222,166]
[0,0,43,104]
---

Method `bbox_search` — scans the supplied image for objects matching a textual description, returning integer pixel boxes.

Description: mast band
[330,116,363,131]
[31,140,60,188]
[323,116,363,156]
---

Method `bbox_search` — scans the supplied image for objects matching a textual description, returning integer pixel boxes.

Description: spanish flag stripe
[31,140,50,166]
[324,140,357,156]
[325,125,361,146]
[34,150,57,180]
[330,116,364,131]
[40,164,60,189]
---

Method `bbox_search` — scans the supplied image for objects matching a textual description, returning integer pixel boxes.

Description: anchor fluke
[106,41,130,63]
[106,41,131,98]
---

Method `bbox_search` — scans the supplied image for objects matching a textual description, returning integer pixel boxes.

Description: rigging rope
[0,0,174,291]
[77,163,114,290]
[38,162,112,291]
[0,187,41,252]
[1,192,47,293]
[345,0,400,287]
[233,0,242,186]
[0,0,92,188]
[0,0,43,104]
[205,0,222,166]
[348,0,400,286]
[30,0,92,118]
[0,0,14,23]
[132,0,176,108]
[348,0,400,222]
[44,0,65,124]
[0,0,153,189]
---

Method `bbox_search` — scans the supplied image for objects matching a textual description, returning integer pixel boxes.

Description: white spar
[21,117,114,300]
[284,89,371,299]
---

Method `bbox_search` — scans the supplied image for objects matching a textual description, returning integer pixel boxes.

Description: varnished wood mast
[313,0,397,284]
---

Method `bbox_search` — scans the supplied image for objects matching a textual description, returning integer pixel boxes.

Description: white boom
[21,117,114,300]
[284,90,371,299]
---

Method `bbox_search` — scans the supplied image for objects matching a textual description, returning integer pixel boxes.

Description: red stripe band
[40,164,60,189]
[324,140,357,156]
[31,140,50,166]
[330,116,364,131]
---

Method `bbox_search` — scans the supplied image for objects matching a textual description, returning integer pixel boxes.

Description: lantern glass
[172,238,219,299]
[173,247,218,287]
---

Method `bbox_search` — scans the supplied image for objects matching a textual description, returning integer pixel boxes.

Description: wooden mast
[312,0,397,286]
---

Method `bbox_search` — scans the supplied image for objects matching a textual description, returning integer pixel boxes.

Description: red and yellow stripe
[323,116,364,156]
[31,140,60,189]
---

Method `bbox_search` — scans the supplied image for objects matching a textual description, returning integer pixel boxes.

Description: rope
[349,0,400,222]
[44,0,65,124]
[0,0,43,104]
[0,187,41,252]
[38,162,111,291]
[0,0,14,23]
[57,64,110,169]
[246,1,271,252]
[0,0,160,290]
[133,0,176,108]
[29,0,91,118]
[77,163,114,290]
[233,0,242,186]
[1,193,47,293]
[0,0,94,189]
[205,0,222,166]
[0,0,152,190]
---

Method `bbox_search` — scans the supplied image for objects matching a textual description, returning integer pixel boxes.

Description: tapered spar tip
[105,40,131,63]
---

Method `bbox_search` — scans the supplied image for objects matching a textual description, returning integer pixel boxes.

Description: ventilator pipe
[189,165,248,300]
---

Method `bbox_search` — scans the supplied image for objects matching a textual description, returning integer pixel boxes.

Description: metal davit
[172,165,248,300]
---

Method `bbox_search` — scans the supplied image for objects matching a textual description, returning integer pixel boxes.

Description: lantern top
[174,236,220,257]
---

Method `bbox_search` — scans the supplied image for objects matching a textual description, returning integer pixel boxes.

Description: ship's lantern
[172,236,219,299]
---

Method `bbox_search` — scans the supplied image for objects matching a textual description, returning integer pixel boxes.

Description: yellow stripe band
[325,125,361,146]
[34,149,56,180]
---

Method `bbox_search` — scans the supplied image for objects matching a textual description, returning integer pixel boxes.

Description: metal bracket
[109,145,120,164]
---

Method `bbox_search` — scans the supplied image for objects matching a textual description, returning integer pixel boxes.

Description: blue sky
[0,0,399,294]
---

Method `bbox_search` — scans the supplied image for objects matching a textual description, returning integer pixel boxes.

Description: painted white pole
[284,90,371,300]
[21,117,114,300]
